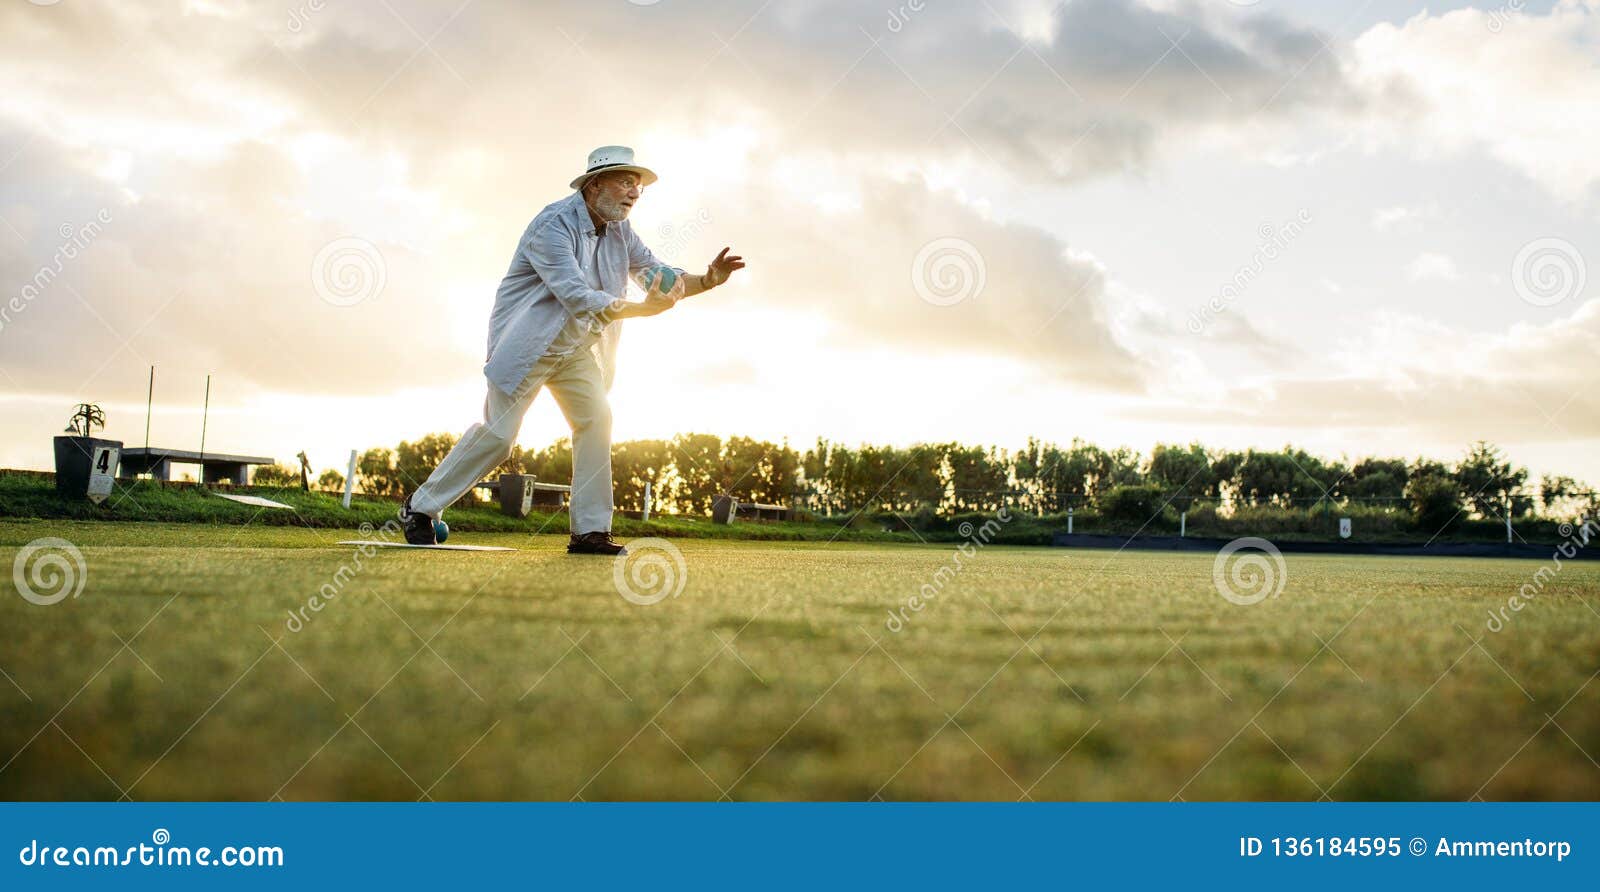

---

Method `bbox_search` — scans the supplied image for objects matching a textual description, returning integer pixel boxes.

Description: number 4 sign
[88,445,119,504]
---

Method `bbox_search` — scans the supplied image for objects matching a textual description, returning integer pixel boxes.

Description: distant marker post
[342,449,357,509]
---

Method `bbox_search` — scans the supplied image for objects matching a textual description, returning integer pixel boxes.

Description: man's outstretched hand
[703,247,745,289]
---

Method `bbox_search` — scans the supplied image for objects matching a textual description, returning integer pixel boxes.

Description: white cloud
[1372,205,1430,231]
[1406,252,1462,282]
[1121,299,1600,472]
[1349,0,1600,199]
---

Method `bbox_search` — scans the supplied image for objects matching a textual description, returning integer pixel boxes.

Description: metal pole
[1067,507,1074,535]
[144,365,154,453]
[1506,496,1512,544]
[1180,511,1186,538]
[642,481,652,521]
[342,449,357,509]
[198,374,211,483]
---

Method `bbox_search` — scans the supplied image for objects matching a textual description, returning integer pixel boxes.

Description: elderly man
[400,146,744,554]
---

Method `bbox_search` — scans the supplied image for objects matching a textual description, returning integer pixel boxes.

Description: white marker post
[1180,511,1186,538]
[641,481,652,522]
[342,448,357,509]
[1067,507,1073,535]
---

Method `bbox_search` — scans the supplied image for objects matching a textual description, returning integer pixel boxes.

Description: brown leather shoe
[567,531,626,555]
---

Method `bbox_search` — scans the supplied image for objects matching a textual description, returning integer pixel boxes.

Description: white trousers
[410,346,613,534]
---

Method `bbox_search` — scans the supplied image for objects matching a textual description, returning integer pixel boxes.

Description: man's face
[587,171,642,223]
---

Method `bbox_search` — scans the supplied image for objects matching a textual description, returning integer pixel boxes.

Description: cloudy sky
[1,0,1596,485]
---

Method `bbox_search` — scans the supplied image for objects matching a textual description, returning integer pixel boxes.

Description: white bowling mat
[213,492,295,509]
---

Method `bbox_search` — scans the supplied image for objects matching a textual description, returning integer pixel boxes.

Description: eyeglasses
[597,174,644,193]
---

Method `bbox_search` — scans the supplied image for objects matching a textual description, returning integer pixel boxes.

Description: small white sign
[520,478,535,515]
[87,445,118,504]
[1338,517,1352,539]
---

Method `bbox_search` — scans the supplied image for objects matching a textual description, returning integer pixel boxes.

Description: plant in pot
[54,403,123,500]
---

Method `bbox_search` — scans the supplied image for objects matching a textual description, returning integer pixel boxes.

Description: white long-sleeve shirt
[482,191,680,395]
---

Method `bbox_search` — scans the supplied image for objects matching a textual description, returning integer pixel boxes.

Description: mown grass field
[1,519,1597,801]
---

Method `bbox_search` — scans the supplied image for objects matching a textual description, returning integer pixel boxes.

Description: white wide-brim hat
[569,145,659,191]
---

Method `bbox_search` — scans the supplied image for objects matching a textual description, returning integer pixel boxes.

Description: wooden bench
[119,447,275,485]
[474,474,570,518]
[712,494,791,524]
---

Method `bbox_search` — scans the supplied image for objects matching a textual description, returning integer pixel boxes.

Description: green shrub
[250,464,299,486]
[1408,474,1462,533]
[1100,484,1170,524]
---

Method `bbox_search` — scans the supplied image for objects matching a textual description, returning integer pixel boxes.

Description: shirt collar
[570,191,608,239]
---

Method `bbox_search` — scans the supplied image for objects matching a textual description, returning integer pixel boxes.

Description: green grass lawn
[1,519,1596,801]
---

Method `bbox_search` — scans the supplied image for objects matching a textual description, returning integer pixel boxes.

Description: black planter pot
[497,473,534,518]
[54,435,123,498]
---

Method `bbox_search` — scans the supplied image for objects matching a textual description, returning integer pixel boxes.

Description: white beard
[593,193,631,223]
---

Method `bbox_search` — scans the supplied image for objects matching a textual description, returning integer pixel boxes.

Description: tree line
[249,436,1598,524]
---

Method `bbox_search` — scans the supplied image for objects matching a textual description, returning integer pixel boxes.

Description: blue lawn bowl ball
[640,265,678,295]
[433,519,449,543]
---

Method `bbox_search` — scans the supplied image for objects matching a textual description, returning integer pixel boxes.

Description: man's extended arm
[597,287,679,323]
[595,245,744,320]
[678,247,746,297]
[624,225,745,299]
[680,273,715,297]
